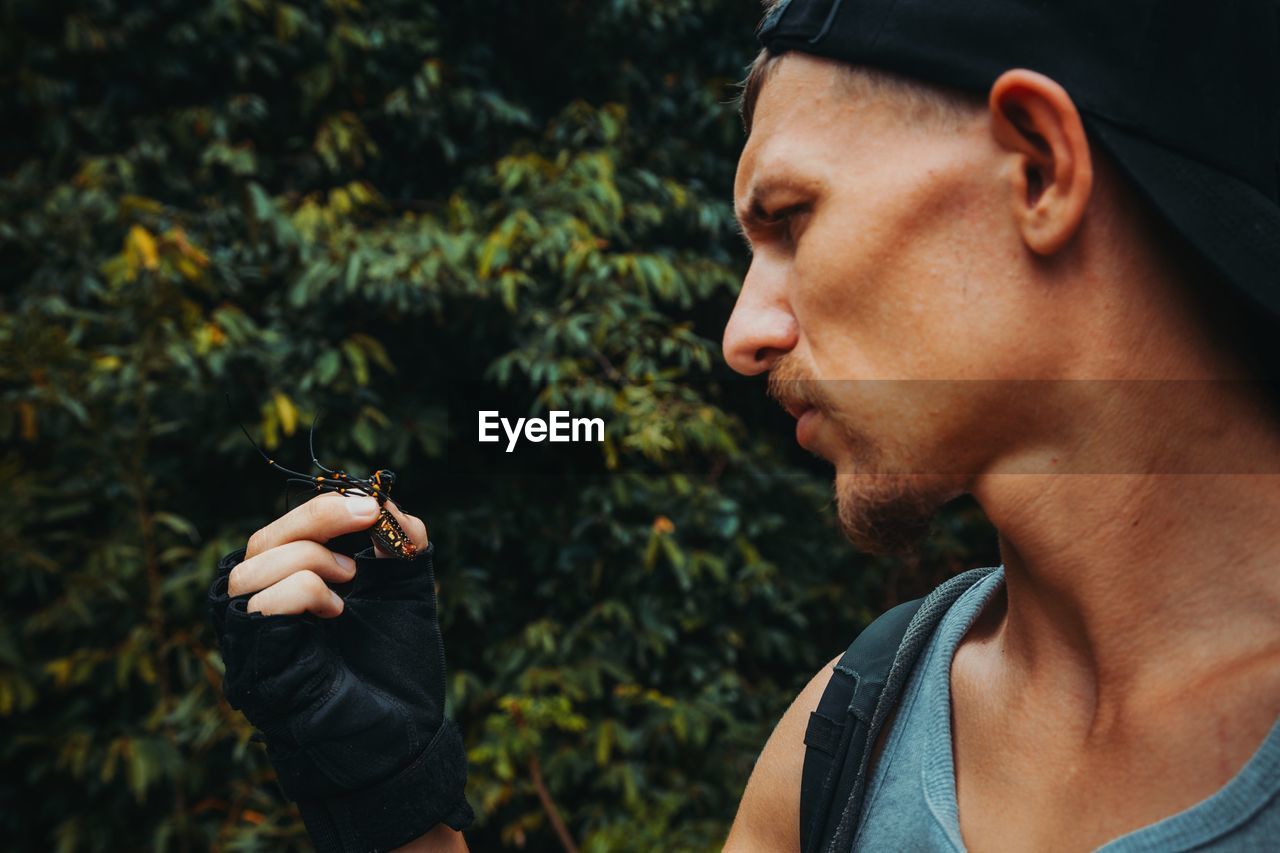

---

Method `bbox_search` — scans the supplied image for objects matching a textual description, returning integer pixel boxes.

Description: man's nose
[722,260,798,376]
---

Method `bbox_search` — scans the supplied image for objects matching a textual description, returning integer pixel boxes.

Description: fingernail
[348,497,379,520]
[333,553,356,573]
[329,591,345,611]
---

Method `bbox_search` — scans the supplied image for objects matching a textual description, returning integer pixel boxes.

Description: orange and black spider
[233,403,423,560]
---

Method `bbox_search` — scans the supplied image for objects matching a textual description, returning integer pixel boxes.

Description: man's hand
[208,492,473,853]
[229,493,423,614]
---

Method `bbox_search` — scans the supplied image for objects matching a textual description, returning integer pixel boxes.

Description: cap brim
[1084,115,1280,320]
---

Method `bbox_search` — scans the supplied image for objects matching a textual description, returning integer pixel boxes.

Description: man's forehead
[735,126,833,211]
[734,114,819,205]
[735,54,858,200]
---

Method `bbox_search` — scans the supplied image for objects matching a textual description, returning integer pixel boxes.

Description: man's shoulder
[723,652,842,853]
[724,569,1003,852]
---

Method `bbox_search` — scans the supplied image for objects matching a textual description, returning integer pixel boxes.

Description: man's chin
[833,471,947,557]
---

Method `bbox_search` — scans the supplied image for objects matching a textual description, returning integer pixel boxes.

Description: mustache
[766,354,835,416]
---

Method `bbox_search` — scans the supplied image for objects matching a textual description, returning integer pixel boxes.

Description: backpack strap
[799,596,924,853]
[799,567,998,853]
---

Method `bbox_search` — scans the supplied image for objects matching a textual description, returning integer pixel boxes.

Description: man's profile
[726,1,1280,850]
[209,1,1280,850]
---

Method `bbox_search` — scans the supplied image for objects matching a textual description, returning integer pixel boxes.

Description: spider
[233,400,423,560]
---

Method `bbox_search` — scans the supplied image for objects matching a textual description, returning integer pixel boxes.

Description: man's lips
[783,400,810,420]
[782,401,821,450]
[795,408,820,450]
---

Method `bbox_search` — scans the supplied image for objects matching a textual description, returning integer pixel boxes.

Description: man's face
[726,54,1069,554]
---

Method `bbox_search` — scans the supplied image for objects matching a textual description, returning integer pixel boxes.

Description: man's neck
[970,383,1280,724]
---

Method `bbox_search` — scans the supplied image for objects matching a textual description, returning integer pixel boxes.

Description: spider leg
[309,410,340,475]
[283,479,369,509]
[227,391,319,479]
[282,477,374,499]
[320,468,372,491]
[338,472,377,493]
[331,471,374,491]
[233,420,317,481]
[228,392,398,514]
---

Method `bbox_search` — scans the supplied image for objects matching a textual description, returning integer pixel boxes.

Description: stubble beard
[769,357,947,557]
[833,468,943,558]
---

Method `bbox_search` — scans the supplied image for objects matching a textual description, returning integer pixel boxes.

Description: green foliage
[0,1,997,849]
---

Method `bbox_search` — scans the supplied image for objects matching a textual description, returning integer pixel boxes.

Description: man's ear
[987,69,1093,256]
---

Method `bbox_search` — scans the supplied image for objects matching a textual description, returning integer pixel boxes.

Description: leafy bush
[0,1,997,849]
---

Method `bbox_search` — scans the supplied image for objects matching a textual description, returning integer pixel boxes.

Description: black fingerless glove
[208,543,474,852]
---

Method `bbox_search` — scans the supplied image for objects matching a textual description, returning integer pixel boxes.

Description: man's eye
[762,206,808,241]
[758,207,791,226]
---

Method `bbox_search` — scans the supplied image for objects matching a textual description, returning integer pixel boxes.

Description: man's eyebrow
[733,175,819,244]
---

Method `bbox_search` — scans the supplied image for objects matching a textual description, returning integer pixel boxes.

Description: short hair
[738,47,985,138]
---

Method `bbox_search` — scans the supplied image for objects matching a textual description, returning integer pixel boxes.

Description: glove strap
[295,718,475,853]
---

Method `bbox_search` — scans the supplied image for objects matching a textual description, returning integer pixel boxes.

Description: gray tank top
[853,566,1280,851]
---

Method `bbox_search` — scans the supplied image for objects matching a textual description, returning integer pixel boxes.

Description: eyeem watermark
[478,410,605,452]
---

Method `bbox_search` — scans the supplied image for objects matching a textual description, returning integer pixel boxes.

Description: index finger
[245,492,382,559]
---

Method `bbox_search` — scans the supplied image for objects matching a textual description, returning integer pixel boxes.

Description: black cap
[757,0,1280,324]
